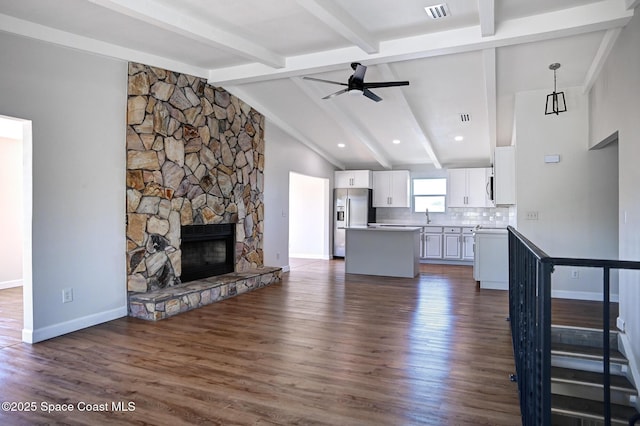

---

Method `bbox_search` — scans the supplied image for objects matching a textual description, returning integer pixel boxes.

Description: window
[413,178,446,213]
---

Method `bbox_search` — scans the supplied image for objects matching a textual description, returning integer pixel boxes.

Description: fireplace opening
[181,223,235,283]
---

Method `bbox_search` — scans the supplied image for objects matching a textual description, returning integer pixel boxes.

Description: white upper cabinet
[335,170,372,188]
[446,168,493,208]
[446,169,467,207]
[494,146,516,205]
[372,170,410,207]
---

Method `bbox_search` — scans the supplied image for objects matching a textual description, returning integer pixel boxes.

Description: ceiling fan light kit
[545,62,567,115]
[303,62,409,103]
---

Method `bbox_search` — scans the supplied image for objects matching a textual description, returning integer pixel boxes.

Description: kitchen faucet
[425,208,431,224]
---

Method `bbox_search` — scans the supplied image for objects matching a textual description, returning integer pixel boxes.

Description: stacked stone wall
[126,63,265,293]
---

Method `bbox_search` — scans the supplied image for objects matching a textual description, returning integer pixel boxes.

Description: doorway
[288,172,330,261]
[0,115,32,346]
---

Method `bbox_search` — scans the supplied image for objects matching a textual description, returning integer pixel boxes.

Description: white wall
[288,172,330,259]
[588,9,640,389]
[514,86,619,300]
[0,33,128,342]
[0,135,23,288]
[263,122,336,269]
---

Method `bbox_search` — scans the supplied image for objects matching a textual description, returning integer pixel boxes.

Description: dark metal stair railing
[508,226,552,426]
[507,226,640,426]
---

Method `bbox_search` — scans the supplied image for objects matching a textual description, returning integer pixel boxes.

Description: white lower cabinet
[473,229,508,289]
[419,226,475,263]
[422,232,443,259]
[462,233,475,260]
[443,232,461,259]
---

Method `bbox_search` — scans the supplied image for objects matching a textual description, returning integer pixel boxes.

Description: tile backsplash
[375,206,515,227]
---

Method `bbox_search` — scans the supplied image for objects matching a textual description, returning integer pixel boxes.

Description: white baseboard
[480,281,508,290]
[289,253,331,260]
[552,290,620,303]
[480,287,622,302]
[618,330,640,411]
[22,305,128,344]
[0,279,23,290]
[281,265,290,273]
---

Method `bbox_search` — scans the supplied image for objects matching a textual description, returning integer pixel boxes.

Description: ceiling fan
[302,62,409,102]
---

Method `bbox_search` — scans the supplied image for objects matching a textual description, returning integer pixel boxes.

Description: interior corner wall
[0,136,23,287]
[263,122,336,269]
[0,32,128,342]
[588,9,640,385]
[514,86,619,299]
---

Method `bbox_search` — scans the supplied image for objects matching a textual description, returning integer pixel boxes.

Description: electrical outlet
[525,211,539,220]
[62,288,73,303]
[570,269,579,279]
[276,252,280,260]
[617,317,626,332]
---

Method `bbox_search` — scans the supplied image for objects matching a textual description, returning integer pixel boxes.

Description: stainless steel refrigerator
[333,188,376,257]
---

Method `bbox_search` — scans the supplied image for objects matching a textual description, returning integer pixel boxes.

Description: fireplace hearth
[181,224,235,283]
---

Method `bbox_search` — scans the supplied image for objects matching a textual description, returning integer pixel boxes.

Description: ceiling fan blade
[362,81,410,89]
[305,62,407,102]
[363,89,382,102]
[352,63,367,84]
[302,76,347,86]
[322,88,349,99]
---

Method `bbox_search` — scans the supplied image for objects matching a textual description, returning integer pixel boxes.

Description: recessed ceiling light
[454,136,464,142]
[392,139,401,144]
[337,143,346,148]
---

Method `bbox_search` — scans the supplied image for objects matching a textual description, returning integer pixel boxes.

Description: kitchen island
[345,226,420,278]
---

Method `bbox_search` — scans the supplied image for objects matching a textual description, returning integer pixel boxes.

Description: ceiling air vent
[425,4,451,20]
[460,113,471,123]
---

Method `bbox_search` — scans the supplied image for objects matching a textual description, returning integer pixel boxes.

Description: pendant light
[545,63,567,115]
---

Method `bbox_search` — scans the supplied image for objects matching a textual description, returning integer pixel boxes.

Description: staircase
[550,325,639,425]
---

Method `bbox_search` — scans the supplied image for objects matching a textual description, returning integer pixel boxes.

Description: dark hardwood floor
[0,261,616,425]
[0,286,22,349]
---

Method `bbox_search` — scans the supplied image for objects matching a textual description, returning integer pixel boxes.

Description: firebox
[180,223,235,283]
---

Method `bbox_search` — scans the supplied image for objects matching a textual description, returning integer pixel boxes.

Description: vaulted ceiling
[0,0,636,169]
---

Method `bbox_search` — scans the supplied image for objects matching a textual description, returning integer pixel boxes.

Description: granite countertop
[473,227,508,234]
[346,226,421,232]
[369,222,449,227]
[370,222,507,229]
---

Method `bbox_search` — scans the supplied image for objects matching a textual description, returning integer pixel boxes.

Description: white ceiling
[0,0,636,169]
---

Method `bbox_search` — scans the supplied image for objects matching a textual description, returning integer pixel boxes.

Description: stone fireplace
[126,62,266,295]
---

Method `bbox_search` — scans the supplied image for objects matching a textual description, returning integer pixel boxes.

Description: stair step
[552,366,638,406]
[552,394,639,425]
[552,325,619,350]
[552,342,628,364]
[552,367,637,394]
